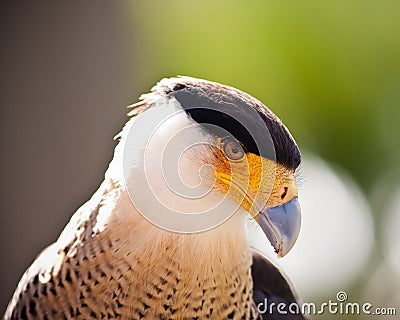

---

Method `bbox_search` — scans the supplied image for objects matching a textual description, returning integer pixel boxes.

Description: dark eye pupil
[221,138,244,161]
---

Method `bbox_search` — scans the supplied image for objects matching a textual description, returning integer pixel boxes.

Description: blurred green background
[132,3,400,316]
[1,1,399,318]
[133,0,400,195]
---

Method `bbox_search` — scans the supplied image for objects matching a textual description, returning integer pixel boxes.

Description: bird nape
[4,77,308,320]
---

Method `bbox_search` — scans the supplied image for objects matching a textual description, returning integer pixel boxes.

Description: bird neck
[104,187,252,273]
[89,183,256,318]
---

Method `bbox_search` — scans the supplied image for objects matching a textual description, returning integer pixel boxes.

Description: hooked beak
[258,197,301,257]
[211,150,301,257]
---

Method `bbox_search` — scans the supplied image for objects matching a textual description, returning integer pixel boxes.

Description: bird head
[113,77,301,258]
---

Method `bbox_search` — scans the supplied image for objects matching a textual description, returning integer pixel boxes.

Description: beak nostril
[281,187,288,200]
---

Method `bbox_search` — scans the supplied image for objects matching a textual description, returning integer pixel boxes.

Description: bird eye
[221,137,245,161]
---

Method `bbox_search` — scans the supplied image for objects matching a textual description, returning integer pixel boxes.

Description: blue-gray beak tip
[258,197,301,257]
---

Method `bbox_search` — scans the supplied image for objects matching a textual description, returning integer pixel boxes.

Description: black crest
[132,77,301,170]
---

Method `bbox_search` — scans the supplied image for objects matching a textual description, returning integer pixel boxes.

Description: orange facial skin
[207,141,298,219]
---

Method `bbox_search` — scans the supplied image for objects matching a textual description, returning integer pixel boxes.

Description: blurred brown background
[0,1,137,313]
[1,1,400,318]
